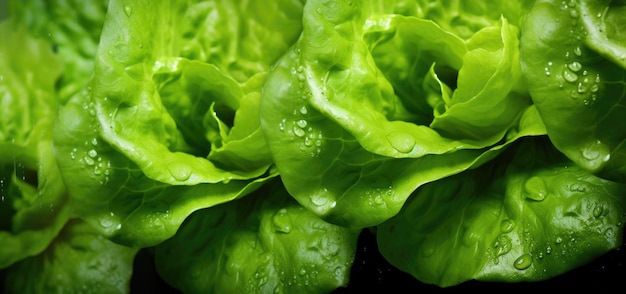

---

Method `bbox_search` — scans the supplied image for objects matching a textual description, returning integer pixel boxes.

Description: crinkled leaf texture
[53,0,302,247]
[8,0,109,104]
[0,19,69,269]
[377,137,626,287]
[154,180,360,294]
[3,220,137,294]
[521,0,626,181]
[261,0,544,228]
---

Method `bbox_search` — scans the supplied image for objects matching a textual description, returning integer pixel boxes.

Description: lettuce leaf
[0,18,69,269]
[8,0,109,104]
[260,0,545,228]
[3,220,137,293]
[377,137,626,287]
[155,180,360,294]
[521,0,626,181]
[52,0,302,247]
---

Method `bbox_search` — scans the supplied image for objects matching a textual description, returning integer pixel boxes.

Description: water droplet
[524,176,547,201]
[310,194,328,206]
[88,149,98,158]
[514,254,533,270]
[296,119,308,128]
[373,194,384,205]
[421,241,436,257]
[278,118,286,131]
[386,131,415,154]
[580,140,610,171]
[500,219,514,233]
[604,227,615,238]
[84,156,95,166]
[123,4,133,17]
[272,208,292,234]
[563,68,578,82]
[568,61,582,72]
[99,212,119,230]
[593,203,604,218]
[293,126,305,137]
[493,234,512,257]
[573,46,582,56]
[168,162,192,181]
[299,106,308,115]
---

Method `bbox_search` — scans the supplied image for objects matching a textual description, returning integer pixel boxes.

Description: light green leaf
[377,137,626,287]
[0,19,69,269]
[3,220,138,294]
[261,0,546,228]
[521,0,626,181]
[8,0,109,104]
[155,181,360,294]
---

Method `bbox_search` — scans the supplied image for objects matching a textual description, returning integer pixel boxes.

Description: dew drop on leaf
[123,4,133,17]
[593,203,604,218]
[563,68,578,82]
[500,219,515,233]
[524,176,547,201]
[272,208,292,234]
[167,161,192,181]
[386,131,415,154]
[513,253,533,270]
[568,61,582,72]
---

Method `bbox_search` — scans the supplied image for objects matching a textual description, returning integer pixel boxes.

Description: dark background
[131,228,626,293]
[2,227,622,292]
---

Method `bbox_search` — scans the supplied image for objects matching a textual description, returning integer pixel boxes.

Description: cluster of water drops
[69,90,112,186]
[241,219,350,293]
[543,0,602,106]
[0,176,4,204]
[364,180,394,207]
[486,171,619,274]
[278,48,324,158]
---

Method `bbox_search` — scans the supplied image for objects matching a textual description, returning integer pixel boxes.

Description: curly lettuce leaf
[8,0,109,104]
[154,180,360,294]
[52,0,303,247]
[90,0,302,184]
[410,0,535,39]
[260,0,545,228]
[54,88,277,247]
[579,0,626,68]
[0,19,69,269]
[3,220,137,294]
[521,0,626,181]
[377,137,626,287]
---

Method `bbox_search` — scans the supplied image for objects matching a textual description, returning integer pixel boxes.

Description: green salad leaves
[1,0,625,292]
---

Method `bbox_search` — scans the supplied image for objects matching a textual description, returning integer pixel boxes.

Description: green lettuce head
[260,0,544,228]
[377,137,626,287]
[8,0,109,104]
[0,18,69,269]
[3,220,138,293]
[53,0,304,247]
[154,180,360,294]
[521,0,626,182]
